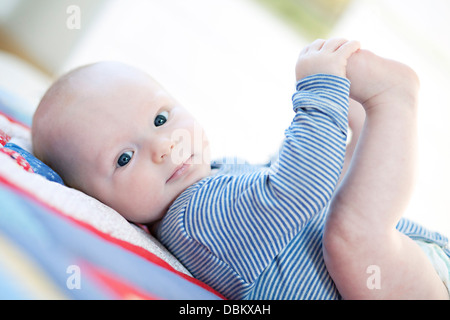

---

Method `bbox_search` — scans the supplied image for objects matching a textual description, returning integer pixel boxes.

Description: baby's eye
[117,151,134,167]
[154,111,169,127]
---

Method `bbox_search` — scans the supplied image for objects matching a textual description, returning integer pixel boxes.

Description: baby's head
[32,62,211,225]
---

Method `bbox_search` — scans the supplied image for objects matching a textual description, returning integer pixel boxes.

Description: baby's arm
[296,38,361,187]
[323,49,449,299]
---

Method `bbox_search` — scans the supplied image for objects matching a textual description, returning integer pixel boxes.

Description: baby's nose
[152,137,175,163]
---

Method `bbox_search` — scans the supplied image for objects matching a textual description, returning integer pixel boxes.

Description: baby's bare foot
[346,49,420,111]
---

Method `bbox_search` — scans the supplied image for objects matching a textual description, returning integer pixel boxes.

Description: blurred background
[0,0,449,235]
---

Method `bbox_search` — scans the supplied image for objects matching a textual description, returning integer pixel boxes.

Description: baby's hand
[295,38,360,82]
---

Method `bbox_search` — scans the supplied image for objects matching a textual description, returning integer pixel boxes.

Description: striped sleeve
[158,74,350,299]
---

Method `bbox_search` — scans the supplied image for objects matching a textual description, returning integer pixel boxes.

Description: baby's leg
[338,98,365,185]
[323,50,449,299]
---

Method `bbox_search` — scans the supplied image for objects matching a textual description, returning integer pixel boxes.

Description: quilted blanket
[0,87,223,300]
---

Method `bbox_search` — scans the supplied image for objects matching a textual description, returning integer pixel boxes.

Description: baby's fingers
[309,39,326,51]
[321,38,349,52]
[336,40,361,58]
[300,39,326,54]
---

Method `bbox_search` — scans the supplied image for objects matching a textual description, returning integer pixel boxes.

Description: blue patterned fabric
[3,143,64,185]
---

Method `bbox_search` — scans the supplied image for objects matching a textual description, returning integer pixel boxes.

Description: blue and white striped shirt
[157,74,449,299]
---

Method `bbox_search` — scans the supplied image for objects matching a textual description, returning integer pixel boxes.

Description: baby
[32,38,449,299]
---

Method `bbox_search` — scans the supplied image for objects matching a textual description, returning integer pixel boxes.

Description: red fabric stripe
[0,111,30,130]
[80,260,160,300]
[0,128,11,146]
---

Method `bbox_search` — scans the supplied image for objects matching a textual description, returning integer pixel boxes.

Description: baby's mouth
[166,155,193,183]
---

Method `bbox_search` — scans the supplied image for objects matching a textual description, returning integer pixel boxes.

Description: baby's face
[53,64,211,224]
